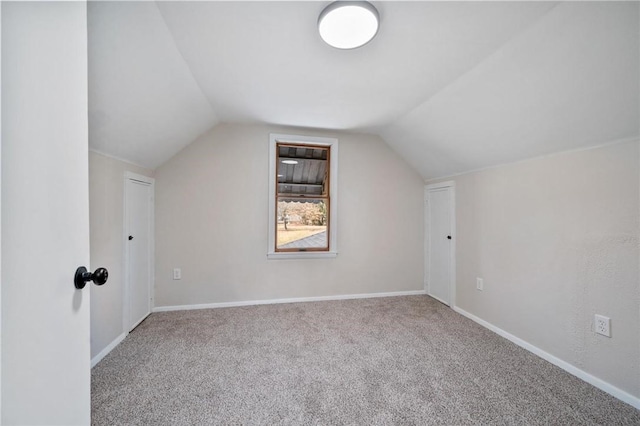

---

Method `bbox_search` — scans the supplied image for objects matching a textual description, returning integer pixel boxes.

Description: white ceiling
[378,1,640,179]
[88,1,639,177]
[88,1,218,168]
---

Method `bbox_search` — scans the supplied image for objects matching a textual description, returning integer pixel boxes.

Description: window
[268,134,338,259]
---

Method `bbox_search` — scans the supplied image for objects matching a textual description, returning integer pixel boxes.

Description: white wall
[2,2,91,423]
[89,152,153,359]
[0,2,3,418]
[154,124,424,307]
[434,139,640,400]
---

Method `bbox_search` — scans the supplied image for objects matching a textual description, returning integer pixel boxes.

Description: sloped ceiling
[378,1,640,179]
[88,1,218,168]
[88,1,639,177]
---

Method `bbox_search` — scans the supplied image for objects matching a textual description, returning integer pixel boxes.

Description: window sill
[267,251,338,260]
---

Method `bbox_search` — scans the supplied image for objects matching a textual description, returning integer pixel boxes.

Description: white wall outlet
[173,268,182,280]
[594,314,611,337]
[476,277,483,291]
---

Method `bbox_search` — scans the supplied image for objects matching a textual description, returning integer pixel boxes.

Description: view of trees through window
[275,142,330,251]
[277,200,327,247]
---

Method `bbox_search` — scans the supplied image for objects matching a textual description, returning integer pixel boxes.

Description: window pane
[269,135,338,257]
[277,199,328,250]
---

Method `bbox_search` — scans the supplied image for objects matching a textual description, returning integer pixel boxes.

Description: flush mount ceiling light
[281,160,299,165]
[318,1,379,49]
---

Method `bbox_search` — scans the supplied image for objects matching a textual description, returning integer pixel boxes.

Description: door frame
[424,181,456,307]
[1,2,3,417]
[123,171,155,332]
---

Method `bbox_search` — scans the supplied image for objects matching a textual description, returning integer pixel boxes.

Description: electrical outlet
[173,268,182,280]
[476,277,483,291]
[594,314,610,337]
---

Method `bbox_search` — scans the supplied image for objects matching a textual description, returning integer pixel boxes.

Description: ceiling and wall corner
[87,1,639,179]
[379,1,640,180]
[89,2,640,179]
[88,1,218,169]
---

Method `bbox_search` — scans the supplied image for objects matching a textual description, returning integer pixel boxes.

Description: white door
[125,175,154,331]
[426,184,455,306]
[2,2,91,424]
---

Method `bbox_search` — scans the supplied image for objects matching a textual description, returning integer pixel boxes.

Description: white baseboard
[91,332,127,368]
[153,290,427,313]
[453,306,640,410]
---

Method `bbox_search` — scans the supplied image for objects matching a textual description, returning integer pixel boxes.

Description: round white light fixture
[318,1,379,49]
[281,160,299,165]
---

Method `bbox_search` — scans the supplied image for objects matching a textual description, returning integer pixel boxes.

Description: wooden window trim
[275,143,330,252]
[268,134,338,259]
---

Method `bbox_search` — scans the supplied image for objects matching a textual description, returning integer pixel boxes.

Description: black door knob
[128,235,134,241]
[447,235,452,240]
[74,266,109,289]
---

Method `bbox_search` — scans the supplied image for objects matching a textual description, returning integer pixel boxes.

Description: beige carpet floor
[92,295,640,425]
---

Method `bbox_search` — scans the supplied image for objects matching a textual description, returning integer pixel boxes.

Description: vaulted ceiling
[88,1,639,179]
